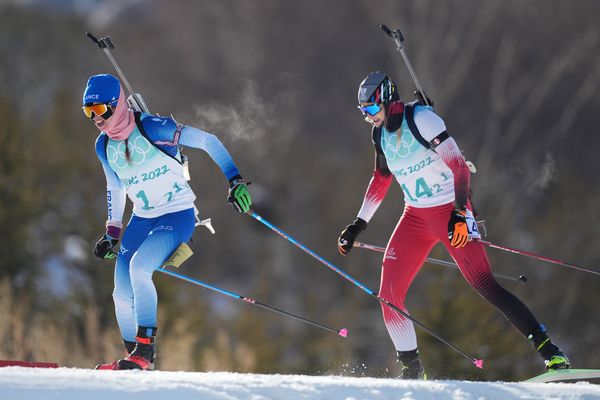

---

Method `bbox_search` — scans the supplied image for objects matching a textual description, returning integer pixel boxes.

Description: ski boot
[397,349,426,379]
[528,324,571,370]
[117,326,157,370]
[95,339,136,370]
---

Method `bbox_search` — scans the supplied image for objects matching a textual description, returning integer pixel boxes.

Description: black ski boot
[397,349,426,379]
[528,324,570,370]
[117,326,157,370]
[95,339,136,370]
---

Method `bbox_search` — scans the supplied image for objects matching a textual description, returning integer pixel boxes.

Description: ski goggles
[82,101,116,119]
[357,103,382,116]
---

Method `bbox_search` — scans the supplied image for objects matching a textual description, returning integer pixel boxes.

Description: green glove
[228,178,252,213]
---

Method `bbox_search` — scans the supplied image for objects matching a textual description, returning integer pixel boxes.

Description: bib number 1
[135,190,154,211]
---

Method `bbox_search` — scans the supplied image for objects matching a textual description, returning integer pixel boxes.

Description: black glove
[94,233,118,259]
[337,218,367,256]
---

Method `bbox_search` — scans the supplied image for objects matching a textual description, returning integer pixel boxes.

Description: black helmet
[357,71,399,105]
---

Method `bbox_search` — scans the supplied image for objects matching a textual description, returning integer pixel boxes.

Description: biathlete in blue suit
[83,74,251,370]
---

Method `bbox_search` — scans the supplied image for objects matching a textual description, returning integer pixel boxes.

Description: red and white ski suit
[356,101,539,352]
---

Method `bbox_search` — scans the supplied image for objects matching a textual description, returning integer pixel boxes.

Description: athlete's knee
[464,262,496,286]
[379,262,411,303]
[129,252,156,284]
[112,286,133,309]
[470,274,511,303]
[379,284,408,310]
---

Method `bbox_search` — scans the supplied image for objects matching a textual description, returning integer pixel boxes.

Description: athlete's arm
[179,126,241,181]
[356,128,394,222]
[414,109,470,209]
[95,134,126,235]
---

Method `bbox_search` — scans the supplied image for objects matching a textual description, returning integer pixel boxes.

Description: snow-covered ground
[1,367,599,400]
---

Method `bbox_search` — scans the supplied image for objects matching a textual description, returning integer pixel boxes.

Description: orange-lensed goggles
[82,102,114,118]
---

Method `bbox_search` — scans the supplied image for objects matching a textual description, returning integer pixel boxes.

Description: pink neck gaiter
[104,87,136,140]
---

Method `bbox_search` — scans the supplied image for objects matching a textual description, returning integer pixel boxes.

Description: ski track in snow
[0,367,599,400]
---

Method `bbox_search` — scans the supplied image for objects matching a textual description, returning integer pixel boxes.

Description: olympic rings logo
[107,141,129,170]
[129,135,152,165]
[381,130,418,161]
[106,134,153,170]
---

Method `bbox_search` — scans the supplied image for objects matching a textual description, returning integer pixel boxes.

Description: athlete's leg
[430,203,570,369]
[128,208,195,329]
[429,203,539,334]
[379,208,436,353]
[446,240,540,334]
[113,215,155,342]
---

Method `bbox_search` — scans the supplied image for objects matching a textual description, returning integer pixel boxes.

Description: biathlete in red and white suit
[337,71,570,378]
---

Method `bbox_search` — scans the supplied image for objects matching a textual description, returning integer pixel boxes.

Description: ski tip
[338,328,348,338]
[0,360,59,368]
[473,359,484,369]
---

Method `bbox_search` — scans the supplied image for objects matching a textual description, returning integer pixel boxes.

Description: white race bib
[465,209,481,240]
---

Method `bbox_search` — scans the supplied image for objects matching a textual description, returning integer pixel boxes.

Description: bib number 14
[401,177,442,202]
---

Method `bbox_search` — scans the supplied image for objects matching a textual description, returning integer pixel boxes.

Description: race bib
[466,209,481,240]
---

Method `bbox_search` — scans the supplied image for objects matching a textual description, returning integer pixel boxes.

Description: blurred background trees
[0,0,598,380]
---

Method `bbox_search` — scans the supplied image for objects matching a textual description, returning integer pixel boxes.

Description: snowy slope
[1,367,599,400]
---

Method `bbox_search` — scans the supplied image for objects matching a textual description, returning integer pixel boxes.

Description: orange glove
[448,207,469,248]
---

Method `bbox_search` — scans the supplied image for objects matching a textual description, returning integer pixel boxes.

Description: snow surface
[1,367,599,400]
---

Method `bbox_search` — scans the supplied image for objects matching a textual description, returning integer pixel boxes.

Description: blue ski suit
[96,112,240,341]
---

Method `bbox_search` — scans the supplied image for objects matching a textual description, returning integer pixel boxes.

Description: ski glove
[94,233,118,259]
[448,207,480,248]
[227,178,252,213]
[338,218,367,256]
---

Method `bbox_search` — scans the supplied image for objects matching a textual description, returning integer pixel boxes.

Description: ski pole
[380,24,431,107]
[354,241,528,284]
[477,240,600,277]
[246,210,483,368]
[156,267,348,337]
[85,32,150,113]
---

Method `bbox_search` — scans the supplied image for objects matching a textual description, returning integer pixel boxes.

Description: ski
[0,360,59,368]
[525,369,600,383]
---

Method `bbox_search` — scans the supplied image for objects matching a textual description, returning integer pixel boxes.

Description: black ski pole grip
[85,32,99,44]
[85,32,115,49]
[380,25,392,36]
